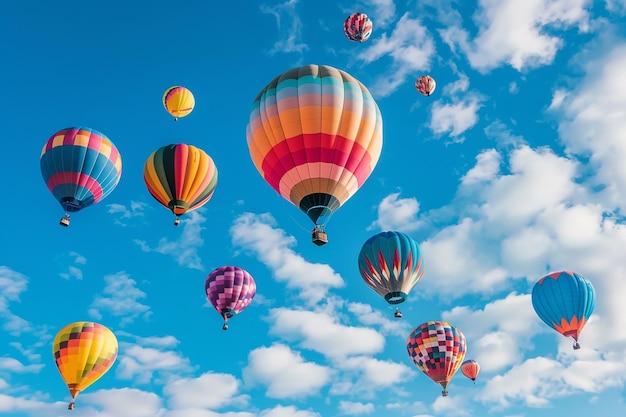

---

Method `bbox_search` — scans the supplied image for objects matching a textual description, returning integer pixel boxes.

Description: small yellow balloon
[163,86,195,120]
[52,322,118,409]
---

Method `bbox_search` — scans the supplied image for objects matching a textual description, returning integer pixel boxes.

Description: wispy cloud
[0,267,37,336]
[0,357,44,374]
[56,251,87,280]
[230,213,344,304]
[338,401,375,415]
[134,210,206,270]
[88,272,152,326]
[261,0,308,55]
[108,200,147,226]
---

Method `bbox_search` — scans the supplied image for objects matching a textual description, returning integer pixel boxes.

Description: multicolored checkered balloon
[205,266,256,330]
[406,321,466,396]
[52,321,118,409]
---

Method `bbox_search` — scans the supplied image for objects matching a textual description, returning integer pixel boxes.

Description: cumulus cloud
[367,193,422,232]
[88,272,151,326]
[428,94,483,141]
[357,13,436,96]
[164,372,248,410]
[57,251,87,280]
[267,308,386,359]
[243,343,332,399]
[116,338,194,384]
[230,213,344,304]
[441,0,591,72]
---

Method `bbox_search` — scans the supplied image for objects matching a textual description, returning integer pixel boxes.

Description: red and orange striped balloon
[246,64,383,228]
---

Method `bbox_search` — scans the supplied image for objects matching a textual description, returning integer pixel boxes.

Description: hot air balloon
[205,266,256,330]
[531,270,595,350]
[358,231,424,318]
[143,144,218,226]
[246,64,383,246]
[461,359,480,383]
[406,321,466,396]
[415,75,436,96]
[343,12,373,43]
[40,127,122,227]
[52,322,118,410]
[163,86,195,121]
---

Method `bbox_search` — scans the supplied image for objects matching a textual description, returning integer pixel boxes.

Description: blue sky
[2,0,626,416]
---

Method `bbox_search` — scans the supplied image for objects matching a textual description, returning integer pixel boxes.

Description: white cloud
[429,95,483,140]
[268,308,386,359]
[81,388,165,417]
[164,372,248,410]
[461,149,501,186]
[0,267,35,336]
[338,401,375,415]
[230,213,344,304]
[367,193,422,232]
[243,343,332,399]
[556,43,626,211]
[261,0,307,55]
[347,302,411,337]
[57,251,87,280]
[108,200,147,225]
[441,0,591,72]
[88,272,151,326]
[0,357,44,374]
[357,13,436,97]
[442,293,542,372]
[258,405,321,417]
[605,0,626,13]
[116,341,194,384]
[134,210,207,270]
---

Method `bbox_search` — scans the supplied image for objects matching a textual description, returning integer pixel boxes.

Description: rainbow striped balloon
[40,127,122,225]
[143,144,218,225]
[246,64,383,227]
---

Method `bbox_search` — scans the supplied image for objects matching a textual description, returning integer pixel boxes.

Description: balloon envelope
[40,127,122,217]
[406,321,466,396]
[143,144,218,224]
[531,270,595,349]
[52,322,118,408]
[358,231,424,305]
[205,266,256,329]
[246,64,383,227]
[415,75,436,96]
[461,359,480,381]
[343,12,373,43]
[163,86,195,120]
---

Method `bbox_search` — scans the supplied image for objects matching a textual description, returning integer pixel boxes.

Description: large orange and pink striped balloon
[246,65,383,229]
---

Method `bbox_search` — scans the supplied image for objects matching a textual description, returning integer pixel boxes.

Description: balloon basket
[312,231,328,246]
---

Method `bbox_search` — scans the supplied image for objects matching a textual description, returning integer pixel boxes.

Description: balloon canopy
[358,231,424,316]
[343,12,373,43]
[246,64,383,243]
[40,127,122,226]
[415,75,436,96]
[406,321,466,396]
[143,143,218,225]
[532,270,595,349]
[162,86,195,120]
[205,266,257,330]
[52,321,118,409]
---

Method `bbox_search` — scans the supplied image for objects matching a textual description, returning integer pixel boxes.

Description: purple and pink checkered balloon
[205,266,256,330]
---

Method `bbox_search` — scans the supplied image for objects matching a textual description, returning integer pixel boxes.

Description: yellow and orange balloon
[162,86,195,120]
[52,322,118,410]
